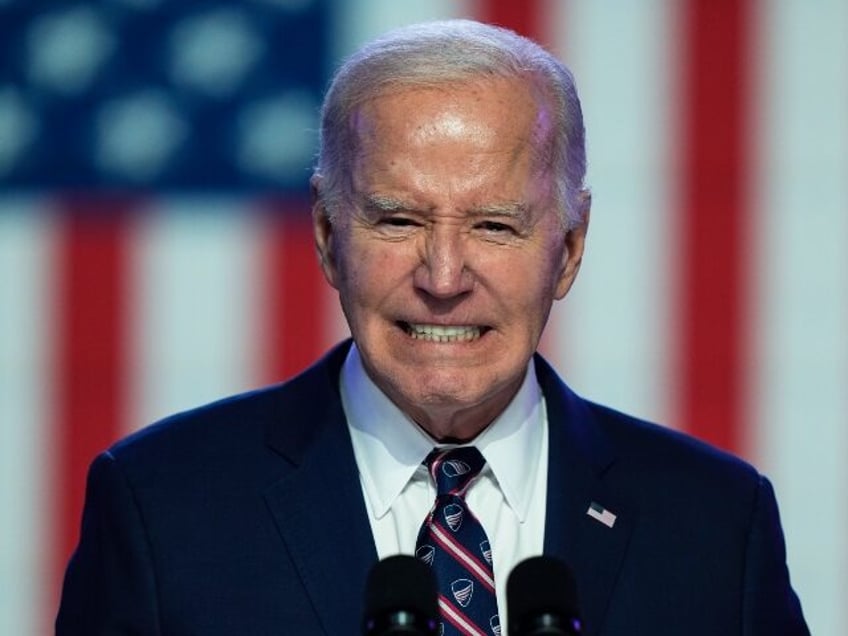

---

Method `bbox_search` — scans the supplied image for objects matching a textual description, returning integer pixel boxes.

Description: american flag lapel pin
[586,501,617,528]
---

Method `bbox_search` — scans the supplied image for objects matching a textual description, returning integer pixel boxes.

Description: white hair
[314,19,588,228]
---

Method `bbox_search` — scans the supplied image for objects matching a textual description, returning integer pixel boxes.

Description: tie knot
[425,446,486,497]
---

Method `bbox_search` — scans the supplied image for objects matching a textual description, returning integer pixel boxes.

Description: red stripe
[677,0,754,453]
[430,522,496,593]
[51,199,133,622]
[259,201,329,383]
[438,595,488,636]
[478,0,542,39]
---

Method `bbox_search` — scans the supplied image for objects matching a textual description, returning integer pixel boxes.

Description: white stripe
[0,198,54,636]
[540,0,677,427]
[751,2,848,634]
[329,0,473,64]
[438,597,488,636]
[431,523,495,590]
[127,198,263,432]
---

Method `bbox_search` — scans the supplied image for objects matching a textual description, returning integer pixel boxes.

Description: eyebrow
[360,194,422,214]
[468,201,530,219]
[360,194,530,219]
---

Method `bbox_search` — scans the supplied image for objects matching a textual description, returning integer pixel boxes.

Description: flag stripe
[260,202,329,383]
[541,0,676,426]
[329,0,472,63]
[677,0,753,453]
[0,201,53,636]
[751,2,848,633]
[480,0,541,37]
[52,199,133,612]
[128,198,263,431]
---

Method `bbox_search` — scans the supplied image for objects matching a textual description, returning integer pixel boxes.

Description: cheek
[488,247,562,298]
[339,242,410,303]
[538,237,569,290]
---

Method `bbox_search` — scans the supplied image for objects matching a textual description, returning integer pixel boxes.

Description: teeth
[407,324,482,342]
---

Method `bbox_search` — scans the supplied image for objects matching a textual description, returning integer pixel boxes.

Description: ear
[554,191,591,300]
[311,175,340,290]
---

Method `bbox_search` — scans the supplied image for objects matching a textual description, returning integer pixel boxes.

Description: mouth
[398,321,490,343]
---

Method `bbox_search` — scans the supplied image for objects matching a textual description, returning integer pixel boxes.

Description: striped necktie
[415,447,501,636]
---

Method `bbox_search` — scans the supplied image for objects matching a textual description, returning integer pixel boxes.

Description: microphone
[507,556,582,635]
[362,555,439,635]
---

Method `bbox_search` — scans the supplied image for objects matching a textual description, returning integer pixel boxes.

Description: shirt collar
[342,344,546,522]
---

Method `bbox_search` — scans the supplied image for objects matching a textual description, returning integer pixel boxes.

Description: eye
[373,215,423,237]
[381,216,419,227]
[476,220,515,234]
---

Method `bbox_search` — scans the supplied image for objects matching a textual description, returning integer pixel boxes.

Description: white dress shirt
[340,344,549,619]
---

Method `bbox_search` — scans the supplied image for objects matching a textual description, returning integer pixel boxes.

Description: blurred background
[0,0,845,633]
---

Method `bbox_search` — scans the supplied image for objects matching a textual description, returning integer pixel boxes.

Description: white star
[169,8,263,98]
[0,87,38,175]
[236,90,318,180]
[26,6,115,95]
[95,89,187,181]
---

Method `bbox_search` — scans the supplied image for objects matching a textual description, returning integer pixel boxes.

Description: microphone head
[507,556,582,635]
[362,555,439,635]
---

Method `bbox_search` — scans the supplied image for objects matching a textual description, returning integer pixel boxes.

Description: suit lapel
[263,343,378,636]
[537,356,636,635]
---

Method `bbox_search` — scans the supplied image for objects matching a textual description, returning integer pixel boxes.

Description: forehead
[352,76,550,149]
[344,81,560,222]
[349,78,554,196]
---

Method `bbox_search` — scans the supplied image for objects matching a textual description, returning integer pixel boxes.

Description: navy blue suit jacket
[56,341,808,634]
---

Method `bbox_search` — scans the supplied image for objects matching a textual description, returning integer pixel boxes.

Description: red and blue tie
[416,447,500,636]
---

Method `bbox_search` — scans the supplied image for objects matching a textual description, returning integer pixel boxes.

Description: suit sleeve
[742,475,809,635]
[55,451,161,635]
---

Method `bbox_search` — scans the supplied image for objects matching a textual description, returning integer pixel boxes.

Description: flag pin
[586,501,617,528]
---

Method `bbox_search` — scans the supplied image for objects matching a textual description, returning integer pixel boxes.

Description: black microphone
[507,556,582,635]
[362,555,439,635]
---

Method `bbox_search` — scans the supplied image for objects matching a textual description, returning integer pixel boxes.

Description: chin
[400,366,511,409]
[375,363,473,402]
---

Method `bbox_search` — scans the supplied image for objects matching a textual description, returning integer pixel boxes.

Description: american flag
[1,1,845,634]
[587,502,617,530]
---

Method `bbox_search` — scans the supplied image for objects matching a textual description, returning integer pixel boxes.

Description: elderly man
[57,19,808,635]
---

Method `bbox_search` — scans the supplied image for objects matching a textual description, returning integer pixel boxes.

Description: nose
[413,225,474,298]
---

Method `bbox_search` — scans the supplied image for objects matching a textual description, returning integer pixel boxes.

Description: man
[57,19,808,635]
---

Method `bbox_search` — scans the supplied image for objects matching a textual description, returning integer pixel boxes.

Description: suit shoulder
[107,344,347,470]
[535,353,762,492]
[568,400,775,545]
[101,384,281,481]
[584,400,762,491]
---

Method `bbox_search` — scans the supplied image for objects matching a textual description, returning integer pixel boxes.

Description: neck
[399,379,524,443]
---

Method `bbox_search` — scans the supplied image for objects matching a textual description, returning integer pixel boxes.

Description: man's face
[314,77,587,440]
